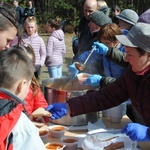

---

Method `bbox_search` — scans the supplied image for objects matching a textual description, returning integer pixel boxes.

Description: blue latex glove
[92,42,108,55]
[68,63,79,77]
[46,103,67,120]
[121,123,150,141]
[82,74,102,86]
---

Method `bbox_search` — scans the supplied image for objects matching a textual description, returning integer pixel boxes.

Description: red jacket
[25,86,48,115]
[0,90,24,150]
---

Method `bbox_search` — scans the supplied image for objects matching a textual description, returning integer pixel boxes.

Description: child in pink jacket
[22,16,46,79]
[45,18,66,78]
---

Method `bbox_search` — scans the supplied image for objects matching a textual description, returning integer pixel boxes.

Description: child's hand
[31,116,46,128]
[32,107,52,118]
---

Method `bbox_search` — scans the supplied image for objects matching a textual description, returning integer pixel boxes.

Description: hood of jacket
[51,29,64,41]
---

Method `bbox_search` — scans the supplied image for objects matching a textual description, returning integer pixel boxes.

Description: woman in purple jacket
[45,18,66,78]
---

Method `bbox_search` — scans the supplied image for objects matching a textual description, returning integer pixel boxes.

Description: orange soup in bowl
[61,136,79,150]
[45,142,64,150]
[51,126,65,131]
[63,138,77,143]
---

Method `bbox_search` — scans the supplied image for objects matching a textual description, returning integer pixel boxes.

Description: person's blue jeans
[48,66,62,78]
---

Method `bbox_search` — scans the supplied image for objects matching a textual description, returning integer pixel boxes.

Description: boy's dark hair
[0,46,35,89]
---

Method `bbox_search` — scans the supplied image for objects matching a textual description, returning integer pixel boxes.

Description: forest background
[1,0,150,33]
[1,0,150,82]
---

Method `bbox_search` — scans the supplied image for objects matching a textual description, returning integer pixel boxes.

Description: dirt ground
[39,33,74,85]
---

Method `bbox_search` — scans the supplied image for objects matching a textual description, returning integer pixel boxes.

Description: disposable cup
[109,104,123,123]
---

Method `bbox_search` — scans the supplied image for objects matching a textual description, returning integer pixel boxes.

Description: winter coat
[105,48,128,68]
[97,47,128,87]
[22,32,46,67]
[15,6,24,24]
[24,7,35,19]
[45,29,66,67]
[0,88,45,150]
[103,43,126,78]
[78,17,91,55]
[67,66,150,126]
[25,86,48,115]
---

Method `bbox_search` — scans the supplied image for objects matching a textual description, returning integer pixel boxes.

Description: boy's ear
[17,79,27,93]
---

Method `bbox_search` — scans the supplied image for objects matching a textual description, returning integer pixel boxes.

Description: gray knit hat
[89,11,112,27]
[116,23,150,52]
[116,9,139,25]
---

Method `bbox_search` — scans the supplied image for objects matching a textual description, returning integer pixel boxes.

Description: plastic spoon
[66,125,73,131]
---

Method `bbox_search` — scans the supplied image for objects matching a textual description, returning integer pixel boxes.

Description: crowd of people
[50,0,150,143]
[13,0,35,25]
[0,0,149,149]
[11,0,67,80]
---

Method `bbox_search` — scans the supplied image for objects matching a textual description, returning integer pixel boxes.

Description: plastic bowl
[39,128,50,136]
[45,142,65,150]
[39,128,50,142]
[61,136,79,150]
[49,125,67,138]
[77,73,91,84]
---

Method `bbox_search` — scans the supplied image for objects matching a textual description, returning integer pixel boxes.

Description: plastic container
[49,125,67,138]
[109,104,124,123]
[61,136,79,150]
[39,128,50,141]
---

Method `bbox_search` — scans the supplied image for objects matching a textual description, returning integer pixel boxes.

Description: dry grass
[39,33,74,84]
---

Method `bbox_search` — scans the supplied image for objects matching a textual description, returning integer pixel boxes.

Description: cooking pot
[42,77,99,126]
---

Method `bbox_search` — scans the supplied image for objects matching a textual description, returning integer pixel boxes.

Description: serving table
[44,115,150,150]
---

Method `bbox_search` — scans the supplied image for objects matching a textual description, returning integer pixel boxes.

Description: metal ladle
[75,46,96,71]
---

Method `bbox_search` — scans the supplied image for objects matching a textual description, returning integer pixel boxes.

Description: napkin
[87,118,106,133]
